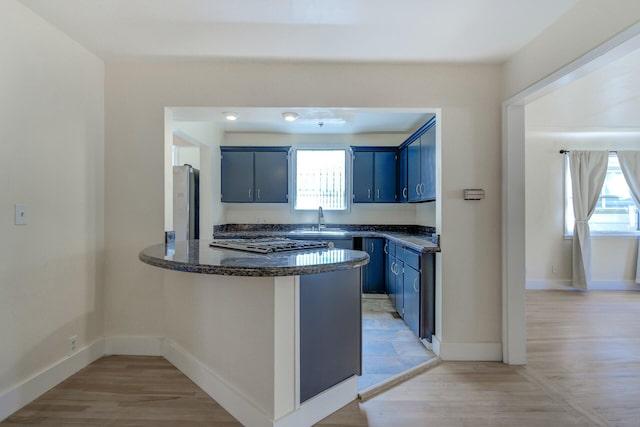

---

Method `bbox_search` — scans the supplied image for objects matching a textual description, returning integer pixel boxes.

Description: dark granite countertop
[139,239,370,277]
[212,224,440,254]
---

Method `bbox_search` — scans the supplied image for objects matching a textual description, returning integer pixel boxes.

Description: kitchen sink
[290,227,349,236]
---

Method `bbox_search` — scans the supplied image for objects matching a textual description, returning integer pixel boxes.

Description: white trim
[502,21,640,367]
[502,103,527,365]
[0,338,105,422]
[163,338,272,427]
[273,376,358,427]
[527,279,640,291]
[273,276,297,419]
[104,336,165,356]
[438,342,502,361]
[431,334,441,356]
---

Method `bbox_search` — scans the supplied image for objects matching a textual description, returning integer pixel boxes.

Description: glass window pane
[565,154,639,235]
[295,149,347,211]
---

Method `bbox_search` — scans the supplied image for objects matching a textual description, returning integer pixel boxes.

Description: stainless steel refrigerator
[173,164,199,241]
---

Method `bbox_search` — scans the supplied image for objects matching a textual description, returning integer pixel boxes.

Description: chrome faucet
[318,206,325,230]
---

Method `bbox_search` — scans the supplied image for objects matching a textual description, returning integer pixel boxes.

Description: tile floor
[359,294,436,391]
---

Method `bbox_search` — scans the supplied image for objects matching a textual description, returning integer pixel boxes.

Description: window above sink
[292,148,350,212]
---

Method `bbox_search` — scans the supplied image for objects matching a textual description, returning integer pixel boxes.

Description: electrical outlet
[552,265,559,274]
[69,335,77,354]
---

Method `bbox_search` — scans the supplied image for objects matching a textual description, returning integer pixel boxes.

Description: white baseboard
[274,375,358,427]
[0,338,105,422]
[437,342,502,361]
[105,336,165,356]
[527,279,640,291]
[163,338,272,427]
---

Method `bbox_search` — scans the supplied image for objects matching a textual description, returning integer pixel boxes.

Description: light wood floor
[3,290,640,426]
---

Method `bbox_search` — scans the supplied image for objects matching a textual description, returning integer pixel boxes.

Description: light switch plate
[15,204,28,225]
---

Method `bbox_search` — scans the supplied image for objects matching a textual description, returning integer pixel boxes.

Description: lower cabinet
[362,238,384,293]
[385,242,396,307]
[384,239,436,342]
[403,264,420,337]
[300,268,361,402]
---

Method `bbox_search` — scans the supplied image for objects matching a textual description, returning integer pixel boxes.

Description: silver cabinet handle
[403,187,407,198]
[415,184,420,196]
[376,188,380,199]
[249,188,252,199]
[256,188,261,200]
[391,262,395,275]
[368,188,371,199]
[384,243,388,254]
[371,242,375,253]
[420,183,425,195]
[413,276,419,293]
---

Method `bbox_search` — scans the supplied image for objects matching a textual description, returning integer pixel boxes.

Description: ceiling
[171,107,434,135]
[19,0,577,63]
[527,45,640,133]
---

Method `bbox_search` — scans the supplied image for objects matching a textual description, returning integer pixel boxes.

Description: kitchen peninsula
[139,239,369,427]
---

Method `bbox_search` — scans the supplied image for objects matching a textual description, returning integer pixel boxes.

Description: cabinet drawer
[403,248,421,271]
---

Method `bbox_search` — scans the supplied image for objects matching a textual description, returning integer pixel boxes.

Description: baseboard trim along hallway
[0,338,104,422]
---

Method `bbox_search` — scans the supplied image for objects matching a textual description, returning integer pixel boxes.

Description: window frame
[563,153,640,238]
[290,147,352,213]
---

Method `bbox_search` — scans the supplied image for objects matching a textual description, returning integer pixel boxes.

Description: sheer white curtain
[569,151,608,290]
[616,151,640,284]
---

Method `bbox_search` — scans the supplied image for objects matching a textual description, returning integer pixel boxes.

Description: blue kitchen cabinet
[352,151,374,202]
[403,260,421,337]
[420,124,436,200]
[362,238,385,293]
[352,147,397,203]
[254,150,288,202]
[385,241,396,307]
[407,136,422,202]
[221,150,254,202]
[221,147,289,203]
[394,257,404,315]
[421,252,436,342]
[404,117,436,202]
[398,147,408,202]
[374,151,397,202]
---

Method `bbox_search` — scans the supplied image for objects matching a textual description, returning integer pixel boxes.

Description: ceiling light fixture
[282,112,299,122]
[223,112,239,121]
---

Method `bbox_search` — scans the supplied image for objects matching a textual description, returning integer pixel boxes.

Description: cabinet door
[374,151,397,202]
[420,125,436,201]
[398,147,408,202]
[353,151,374,202]
[420,252,436,342]
[221,151,254,202]
[363,238,384,293]
[394,260,404,315]
[254,151,288,203]
[407,137,421,202]
[403,265,421,337]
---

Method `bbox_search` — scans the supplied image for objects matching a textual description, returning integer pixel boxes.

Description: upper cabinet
[404,117,436,203]
[352,147,397,203]
[221,146,289,203]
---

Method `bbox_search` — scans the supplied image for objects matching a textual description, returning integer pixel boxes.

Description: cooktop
[209,238,333,254]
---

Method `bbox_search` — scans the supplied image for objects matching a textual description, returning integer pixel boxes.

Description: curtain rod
[559,150,617,154]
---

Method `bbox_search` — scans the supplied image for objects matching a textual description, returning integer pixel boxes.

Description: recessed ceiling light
[223,112,239,121]
[282,112,299,122]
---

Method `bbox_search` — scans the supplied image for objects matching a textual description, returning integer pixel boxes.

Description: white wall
[105,61,503,354]
[503,0,640,99]
[0,0,104,399]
